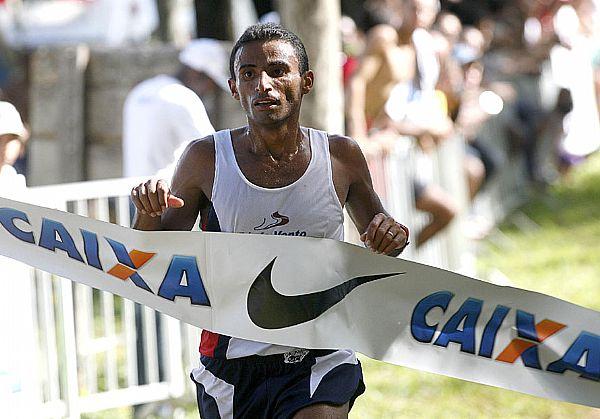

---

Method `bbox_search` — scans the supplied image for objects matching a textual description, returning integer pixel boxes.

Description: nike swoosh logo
[247,257,404,329]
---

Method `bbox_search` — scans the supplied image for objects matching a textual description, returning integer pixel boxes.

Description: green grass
[350,154,600,418]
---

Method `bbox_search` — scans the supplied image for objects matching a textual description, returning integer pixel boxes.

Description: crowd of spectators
[0,0,598,247]
[341,0,600,244]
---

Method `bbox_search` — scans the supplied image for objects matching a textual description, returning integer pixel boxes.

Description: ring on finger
[385,230,395,237]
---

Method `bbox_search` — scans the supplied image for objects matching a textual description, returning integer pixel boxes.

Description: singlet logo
[253,211,290,231]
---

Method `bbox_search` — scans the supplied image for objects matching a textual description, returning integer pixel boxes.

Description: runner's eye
[271,67,285,77]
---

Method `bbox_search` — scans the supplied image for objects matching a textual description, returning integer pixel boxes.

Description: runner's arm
[330,135,409,256]
[132,136,215,231]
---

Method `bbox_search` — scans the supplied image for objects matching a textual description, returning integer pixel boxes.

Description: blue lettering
[0,208,35,244]
[39,218,84,262]
[516,310,539,341]
[81,229,102,270]
[546,332,600,381]
[520,345,542,370]
[515,310,543,369]
[434,298,483,354]
[479,305,510,358]
[157,255,210,306]
[411,291,454,343]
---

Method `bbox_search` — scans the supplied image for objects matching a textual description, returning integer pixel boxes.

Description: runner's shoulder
[175,134,216,183]
[327,133,366,165]
[180,134,215,166]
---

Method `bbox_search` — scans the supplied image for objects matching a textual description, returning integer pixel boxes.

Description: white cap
[179,38,230,92]
[0,102,26,139]
[259,11,280,24]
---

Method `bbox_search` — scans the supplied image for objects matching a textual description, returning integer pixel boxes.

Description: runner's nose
[256,71,273,93]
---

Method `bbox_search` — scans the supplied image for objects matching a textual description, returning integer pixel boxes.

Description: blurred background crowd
[0,0,597,249]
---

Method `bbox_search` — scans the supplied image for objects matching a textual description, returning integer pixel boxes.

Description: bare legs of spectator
[414,184,458,248]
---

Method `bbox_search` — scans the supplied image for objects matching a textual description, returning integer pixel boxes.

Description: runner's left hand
[360,213,409,255]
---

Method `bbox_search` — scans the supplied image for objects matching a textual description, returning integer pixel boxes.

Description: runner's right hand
[131,179,184,217]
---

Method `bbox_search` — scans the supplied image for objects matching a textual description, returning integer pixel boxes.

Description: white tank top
[211,127,344,358]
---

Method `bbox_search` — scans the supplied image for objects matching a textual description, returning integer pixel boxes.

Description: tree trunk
[194,0,232,40]
[156,0,175,42]
[276,0,343,133]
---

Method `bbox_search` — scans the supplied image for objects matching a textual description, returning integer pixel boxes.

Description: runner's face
[229,39,312,125]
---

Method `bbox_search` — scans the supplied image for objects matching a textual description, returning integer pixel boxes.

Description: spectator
[346,21,415,144]
[381,0,454,153]
[346,0,458,248]
[0,100,31,417]
[481,4,552,185]
[122,38,230,396]
[434,11,464,119]
[546,88,578,175]
[340,15,366,87]
[550,1,600,169]
[122,38,229,180]
[0,101,28,192]
[451,26,504,198]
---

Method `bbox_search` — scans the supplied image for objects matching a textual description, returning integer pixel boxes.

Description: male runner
[132,23,408,419]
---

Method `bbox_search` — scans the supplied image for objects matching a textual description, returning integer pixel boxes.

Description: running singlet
[200,128,345,359]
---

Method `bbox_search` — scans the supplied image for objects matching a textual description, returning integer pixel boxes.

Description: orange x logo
[496,319,566,363]
[108,249,155,280]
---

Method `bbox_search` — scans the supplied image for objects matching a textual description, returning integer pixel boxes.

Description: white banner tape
[0,197,598,407]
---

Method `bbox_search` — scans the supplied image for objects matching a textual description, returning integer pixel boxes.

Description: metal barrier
[2,178,196,418]
[1,128,527,417]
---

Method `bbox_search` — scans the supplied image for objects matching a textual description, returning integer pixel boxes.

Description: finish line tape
[0,197,598,407]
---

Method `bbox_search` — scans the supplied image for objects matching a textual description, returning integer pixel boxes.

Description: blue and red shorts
[191,348,365,419]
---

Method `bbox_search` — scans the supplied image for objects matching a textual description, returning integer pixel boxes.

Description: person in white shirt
[0,101,28,191]
[0,101,33,418]
[122,38,229,178]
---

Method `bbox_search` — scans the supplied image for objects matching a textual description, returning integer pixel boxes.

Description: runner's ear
[228,78,240,100]
[301,70,314,95]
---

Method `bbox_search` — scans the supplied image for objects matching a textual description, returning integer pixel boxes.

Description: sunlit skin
[231,39,311,128]
[225,40,315,189]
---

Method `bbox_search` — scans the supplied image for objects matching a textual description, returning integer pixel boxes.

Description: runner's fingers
[372,217,396,251]
[365,213,386,247]
[382,223,409,254]
[156,180,169,210]
[137,183,154,216]
[145,180,162,215]
[382,233,405,255]
[378,228,397,253]
[131,186,146,215]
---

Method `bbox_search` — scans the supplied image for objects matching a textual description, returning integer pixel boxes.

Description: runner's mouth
[253,98,280,109]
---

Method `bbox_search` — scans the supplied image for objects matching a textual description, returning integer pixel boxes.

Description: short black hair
[229,23,309,79]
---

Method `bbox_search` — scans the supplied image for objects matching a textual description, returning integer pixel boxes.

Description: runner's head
[228,23,314,125]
